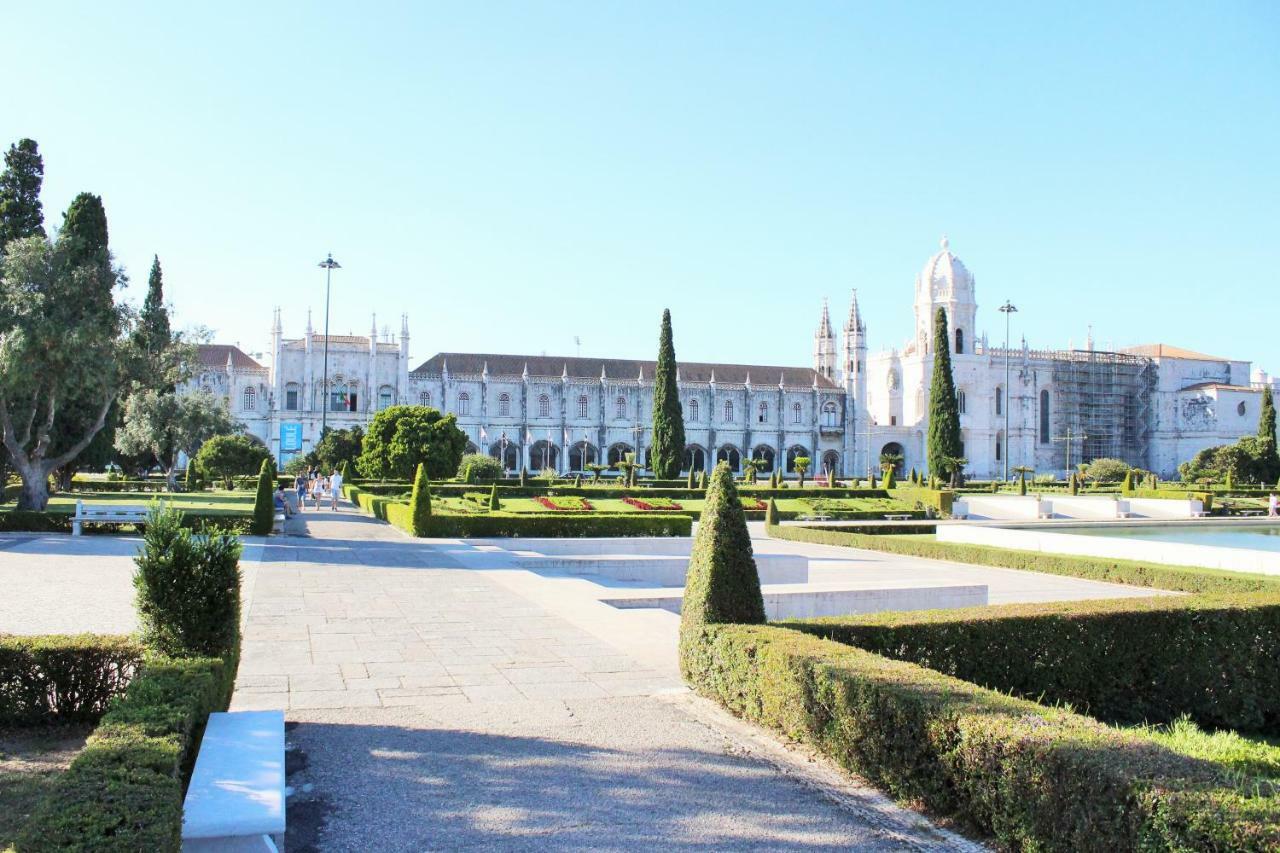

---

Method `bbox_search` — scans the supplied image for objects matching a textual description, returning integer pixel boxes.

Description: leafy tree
[196,433,271,489]
[357,405,466,481]
[305,425,363,473]
[926,307,963,481]
[1084,457,1130,483]
[650,309,686,479]
[459,452,502,481]
[409,462,432,536]
[115,389,240,490]
[793,456,811,487]
[0,234,126,509]
[678,462,765,678]
[250,458,275,535]
[0,138,45,248]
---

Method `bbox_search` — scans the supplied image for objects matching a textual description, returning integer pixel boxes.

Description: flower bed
[534,495,594,512]
[622,495,684,511]
[739,497,767,511]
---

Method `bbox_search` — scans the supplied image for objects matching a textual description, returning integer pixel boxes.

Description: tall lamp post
[998,300,1018,482]
[318,254,342,436]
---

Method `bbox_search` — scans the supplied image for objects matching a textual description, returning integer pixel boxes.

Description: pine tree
[679,462,766,678]
[410,462,432,536]
[0,138,45,249]
[250,458,275,535]
[650,309,686,479]
[926,307,963,481]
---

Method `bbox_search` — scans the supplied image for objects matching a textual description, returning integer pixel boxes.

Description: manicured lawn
[29,491,253,516]
[0,726,91,848]
[1132,716,1280,789]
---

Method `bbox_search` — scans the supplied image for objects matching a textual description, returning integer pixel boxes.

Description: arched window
[242,387,256,411]
[716,445,741,471]
[329,383,351,412]
[822,401,838,427]
[1039,390,1050,444]
[785,445,811,473]
[956,328,965,354]
[688,399,699,421]
[284,383,300,411]
[577,395,588,418]
[957,390,966,414]
[457,392,470,415]
[378,386,394,410]
[683,445,707,472]
[419,391,431,407]
[615,396,626,419]
[792,402,802,423]
[539,394,550,418]
[723,400,734,423]
[822,450,839,473]
[498,393,510,416]
[995,386,1003,416]
[757,401,769,423]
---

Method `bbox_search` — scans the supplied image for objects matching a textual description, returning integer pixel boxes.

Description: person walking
[1269,492,1278,518]
[330,467,343,511]
[295,473,308,512]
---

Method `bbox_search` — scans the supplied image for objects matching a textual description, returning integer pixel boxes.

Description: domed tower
[913,236,977,358]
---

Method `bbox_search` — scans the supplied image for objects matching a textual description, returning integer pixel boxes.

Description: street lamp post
[998,301,1018,482]
[318,254,341,436]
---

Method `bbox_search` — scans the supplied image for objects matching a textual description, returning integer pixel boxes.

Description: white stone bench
[71,500,154,536]
[182,710,285,852]
[883,513,913,521]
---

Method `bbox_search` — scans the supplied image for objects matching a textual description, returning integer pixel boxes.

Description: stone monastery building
[193,239,1275,479]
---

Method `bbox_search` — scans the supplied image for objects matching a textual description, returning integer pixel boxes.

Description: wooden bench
[182,710,285,852]
[883,513,914,521]
[71,500,154,536]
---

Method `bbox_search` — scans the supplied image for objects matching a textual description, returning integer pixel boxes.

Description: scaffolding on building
[1049,350,1156,472]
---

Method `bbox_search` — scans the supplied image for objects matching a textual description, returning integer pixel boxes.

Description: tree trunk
[164,466,178,493]
[16,462,50,511]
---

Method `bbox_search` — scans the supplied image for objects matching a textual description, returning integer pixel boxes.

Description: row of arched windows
[411,391,841,426]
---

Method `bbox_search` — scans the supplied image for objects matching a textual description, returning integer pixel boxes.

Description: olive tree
[115,389,240,490]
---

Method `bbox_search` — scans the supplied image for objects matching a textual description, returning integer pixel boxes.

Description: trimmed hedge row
[0,508,250,534]
[768,522,1278,595]
[354,480,894,500]
[15,654,234,852]
[0,635,143,726]
[788,593,1280,733]
[683,622,1280,851]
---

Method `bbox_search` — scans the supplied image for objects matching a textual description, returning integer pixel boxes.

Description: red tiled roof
[197,344,263,369]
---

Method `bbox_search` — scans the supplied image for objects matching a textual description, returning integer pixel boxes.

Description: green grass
[0,726,91,848]
[1133,716,1280,793]
[2,491,253,516]
[423,496,917,517]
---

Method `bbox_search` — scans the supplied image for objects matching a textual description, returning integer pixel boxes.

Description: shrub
[488,484,501,511]
[683,623,1279,852]
[459,452,503,481]
[382,504,691,537]
[409,462,432,536]
[679,463,765,677]
[0,635,142,726]
[133,507,243,659]
[250,458,274,535]
[183,464,198,493]
[764,497,778,526]
[195,434,272,490]
[1086,457,1130,483]
[789,593,1280,733]
[16,654,231,852]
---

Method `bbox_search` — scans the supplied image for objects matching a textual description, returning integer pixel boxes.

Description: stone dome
[916,236,974,299]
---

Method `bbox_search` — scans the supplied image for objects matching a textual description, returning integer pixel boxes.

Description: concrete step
[513,554,808,585]
[602,583,989,620]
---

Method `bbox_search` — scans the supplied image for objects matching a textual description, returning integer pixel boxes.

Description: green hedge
[352,480,891,500]
[0,508,249,534]
[15,654,233,852]
[683,622,1279,851]
[383,501,691,537]
[0,635,143,726]
[1127,488,1215,512]
[788,593,1280,733]
[768,522,1278,595]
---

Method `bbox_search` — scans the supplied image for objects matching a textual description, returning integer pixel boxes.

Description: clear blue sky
[5,3,1278,373]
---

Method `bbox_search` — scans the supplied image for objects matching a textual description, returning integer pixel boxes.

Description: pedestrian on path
[330,467,343,511]
[1269,492,1278,518]
[296,473,308,511]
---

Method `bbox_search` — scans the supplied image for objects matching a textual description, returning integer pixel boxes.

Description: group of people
[273,467,344,517]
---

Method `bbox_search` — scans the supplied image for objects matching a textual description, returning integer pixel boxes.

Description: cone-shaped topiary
[827,468,835,488]
[1069,473,1079,495]
[650,309,686,479]
[869,472,877,489]
[250,458,275,535]
[1121,469,1134,494]
[679,462,766,678]
[184,463,198,493]
[574,474,582,488]
[519,466,529,486]
[687,468,696,489]
[410,462,432,536]
[340,460,351,482]
[764,497,779,527]
[883,468,896,488]
[699,469,708,490]
[488,483,501,511]
[1224,469,1235,491]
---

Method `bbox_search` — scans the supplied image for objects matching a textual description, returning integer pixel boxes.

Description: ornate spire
[306,308,313,335]
[744,371,752,390]
[816,297,834,337]
[562,363,569,381]
[846,288,865,333]
[600,363,607,381]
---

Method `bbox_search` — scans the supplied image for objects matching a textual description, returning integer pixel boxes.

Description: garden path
[233,504,980,852]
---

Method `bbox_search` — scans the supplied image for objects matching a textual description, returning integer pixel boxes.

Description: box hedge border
[14,653,234,852]
[683,622,1279,851]
[0,634,143,727]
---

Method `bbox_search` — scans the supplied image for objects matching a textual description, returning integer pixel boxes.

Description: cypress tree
[410,462,432,536]
[926,307,963,481]
[488,483,501,511]
[1259,385,1279,481]
[137,255,171,357]
[0,138,45,249]
[250,458,275,535]
[650,309,686,479]
[679,462,766,678]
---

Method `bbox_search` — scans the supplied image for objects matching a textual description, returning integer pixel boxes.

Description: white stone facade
[191,239,1276,479]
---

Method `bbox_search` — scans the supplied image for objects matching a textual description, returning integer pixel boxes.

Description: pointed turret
[813,298,837,380]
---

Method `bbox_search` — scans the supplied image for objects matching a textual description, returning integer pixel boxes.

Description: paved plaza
[0,506,1183,850]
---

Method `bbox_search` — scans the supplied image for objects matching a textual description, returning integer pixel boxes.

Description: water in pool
[1062,524,1280,553]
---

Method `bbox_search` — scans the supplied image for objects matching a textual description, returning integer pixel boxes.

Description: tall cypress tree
[137,255,171,357]
[1259,385,1279,481]
[0,138,45,249]
[926,307,963,480]
[650,309,686,479]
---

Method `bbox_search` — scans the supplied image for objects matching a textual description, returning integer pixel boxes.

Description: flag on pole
[480,426,488,442]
